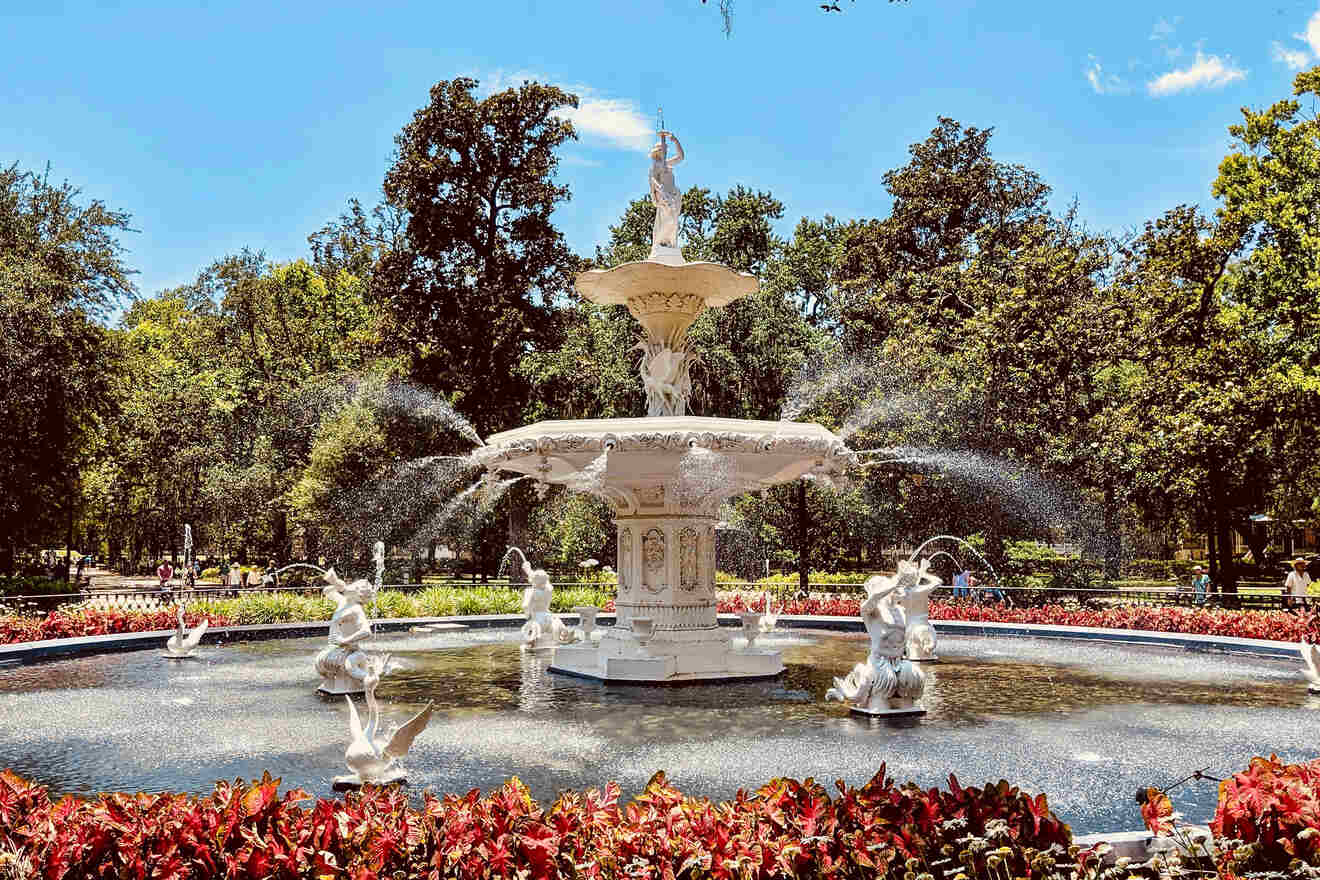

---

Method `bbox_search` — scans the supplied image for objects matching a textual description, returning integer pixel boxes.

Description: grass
[188,586,615,626]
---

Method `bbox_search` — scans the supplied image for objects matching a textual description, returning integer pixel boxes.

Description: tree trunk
[63,488,73,583]
[1209,461,1238,595]
[797,480,809,595]
[1235,522,1268,567]
[1102,481,1121,580]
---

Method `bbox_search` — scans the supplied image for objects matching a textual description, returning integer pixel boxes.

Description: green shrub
[414,586,459,617]
[1124,558,1198,580]
[192,593,334,625]
[0,576,79,597]
[370,590,420,619]
[549,586,614,612]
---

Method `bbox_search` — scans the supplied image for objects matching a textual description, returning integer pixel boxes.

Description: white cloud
[479,70,652,152]
[1301,7,1320,57]
[559,96,652,152]
[1147,51,1247,96]
[1085,56,1129,94]
[1272,40,1311,70]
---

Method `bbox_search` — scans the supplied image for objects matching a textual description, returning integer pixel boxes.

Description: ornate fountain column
[473,129,856,682]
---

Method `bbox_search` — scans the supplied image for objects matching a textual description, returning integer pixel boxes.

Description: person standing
[1191,565,1210,605]
[952,569,970,599]
[1285,557,1313,608]
[157,559,173,589]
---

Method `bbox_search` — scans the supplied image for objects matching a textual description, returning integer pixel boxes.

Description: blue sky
[4,0,1319,299]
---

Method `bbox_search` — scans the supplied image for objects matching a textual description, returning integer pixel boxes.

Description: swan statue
[334,654,435,789]
[1302,643,1320,694]
[162,605,208,658]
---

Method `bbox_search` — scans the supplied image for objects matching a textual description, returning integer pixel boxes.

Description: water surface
[1,628,1313,834]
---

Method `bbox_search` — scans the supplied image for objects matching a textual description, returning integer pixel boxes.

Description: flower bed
[0,608,223,645]
[0,766,1073,880]
[722,595,1320,644]
[2,592,1318,648]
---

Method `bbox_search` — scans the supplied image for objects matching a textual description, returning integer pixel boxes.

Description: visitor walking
[1285,557,1314,608]
[1191,565,1210,606]
[227,562,242,596]
[952,569,970,599]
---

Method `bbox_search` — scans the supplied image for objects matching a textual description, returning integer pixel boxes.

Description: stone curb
[0,611,1301,666]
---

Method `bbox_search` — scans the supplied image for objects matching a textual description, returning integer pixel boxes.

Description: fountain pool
[2,626,1315,834]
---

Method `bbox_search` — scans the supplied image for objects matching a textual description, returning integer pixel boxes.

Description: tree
[832,120,1119,568]
[374,77,582,438]
[0,164,133,573]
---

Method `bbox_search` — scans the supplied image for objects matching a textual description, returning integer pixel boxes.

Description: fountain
[1302,643,1320,694]
[314,568,376,695]
[333,653,434,790]
[161,604,207,659]
[825,559,933,716]
[473,129,855,682]
[513,550,576,651]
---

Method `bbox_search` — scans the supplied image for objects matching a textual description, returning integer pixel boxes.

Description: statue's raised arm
[659,130,683,167]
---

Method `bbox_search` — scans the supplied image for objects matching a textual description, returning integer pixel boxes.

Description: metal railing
[1,579,1313,616]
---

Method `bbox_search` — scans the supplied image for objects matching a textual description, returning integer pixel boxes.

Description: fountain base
[332,768,406,791]
[549,626,783,683]
[849,704,926,718]
[317,675,365,696]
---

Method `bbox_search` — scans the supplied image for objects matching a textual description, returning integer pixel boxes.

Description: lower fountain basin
[1,627,1315,835]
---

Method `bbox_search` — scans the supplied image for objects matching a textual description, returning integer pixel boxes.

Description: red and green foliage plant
[1139,787,1174,836]
[0,766,1073,879]
[1211,755,1320,873]
[0,607,226,646]
[719,595,1320,644]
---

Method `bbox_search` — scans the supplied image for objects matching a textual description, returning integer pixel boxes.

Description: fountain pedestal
[551,512,782,681]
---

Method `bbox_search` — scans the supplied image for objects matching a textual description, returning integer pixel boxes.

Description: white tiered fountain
[474,129,854,683]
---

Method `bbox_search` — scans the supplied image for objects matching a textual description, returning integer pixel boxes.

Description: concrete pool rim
[0,612,1303,666]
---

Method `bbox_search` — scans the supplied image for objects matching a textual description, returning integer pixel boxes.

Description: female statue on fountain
[315,568,375,693]
[649,130,684,258]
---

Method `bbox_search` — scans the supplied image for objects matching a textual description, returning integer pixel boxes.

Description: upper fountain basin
[576,260,758,351]
[476,417,854,515]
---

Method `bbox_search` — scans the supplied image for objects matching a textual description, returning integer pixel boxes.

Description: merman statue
[315,568,375,694]
[825,560,928,716]
[520,560,576,651]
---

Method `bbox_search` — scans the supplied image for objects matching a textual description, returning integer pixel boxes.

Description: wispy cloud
[1272,40,1311,70]
[480,70,652,152]
[559,153,603,168]
[1085,56,1130,94]
[1150,16,1179,40]
[1147,51,1246,96]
